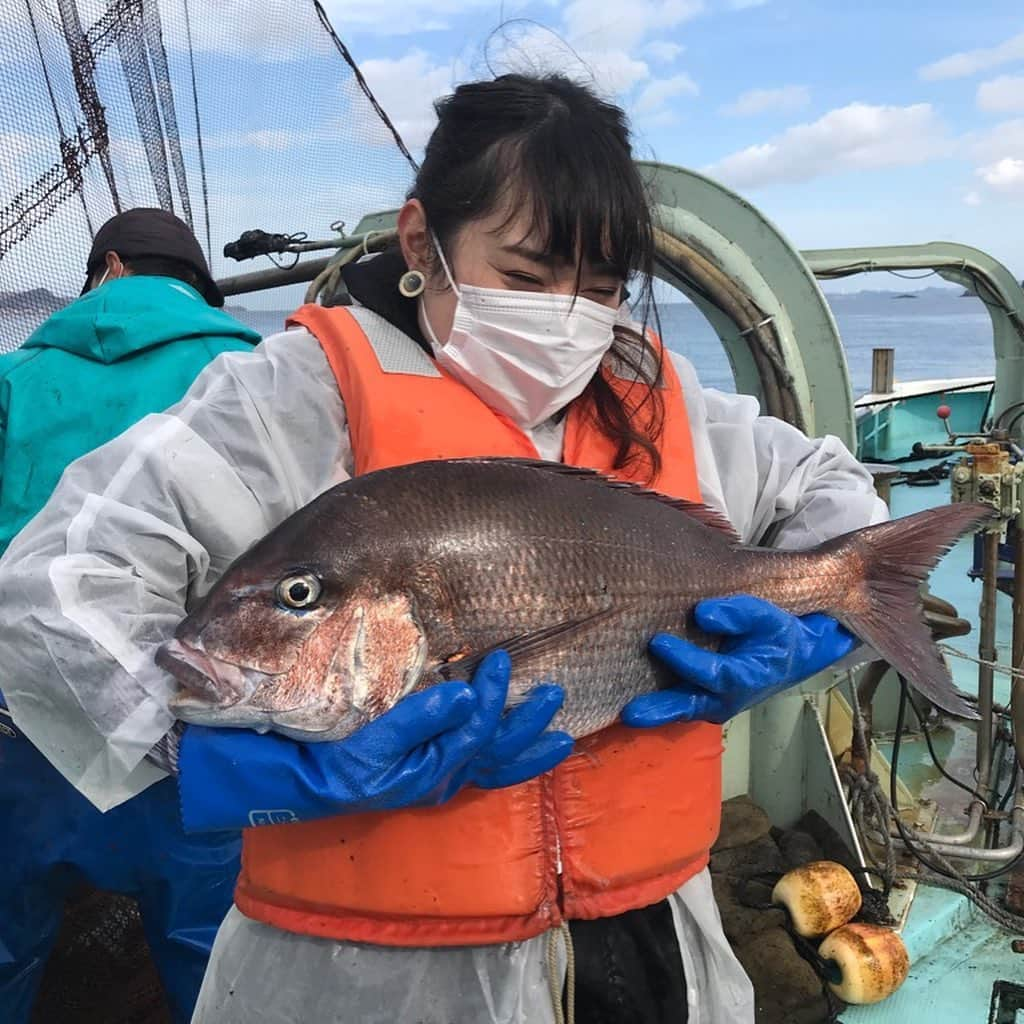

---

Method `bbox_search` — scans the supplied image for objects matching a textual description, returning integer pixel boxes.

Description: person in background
[0,208,260,1024]
[0,79,884,1023]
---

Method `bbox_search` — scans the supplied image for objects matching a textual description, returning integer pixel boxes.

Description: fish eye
[276,573,322,610]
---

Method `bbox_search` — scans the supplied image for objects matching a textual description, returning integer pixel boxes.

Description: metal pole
[217,228,398,298]
[978,530,1000,799]
[1013,510,1024,772]
[217,256,332,297]
[882,806,1023,862]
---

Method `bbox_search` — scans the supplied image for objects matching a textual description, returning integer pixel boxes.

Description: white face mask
[420,236,622,430]
[93,267,122,289]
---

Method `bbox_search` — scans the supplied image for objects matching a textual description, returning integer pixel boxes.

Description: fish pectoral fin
[435,609,615,681]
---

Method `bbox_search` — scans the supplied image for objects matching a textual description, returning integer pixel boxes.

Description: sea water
[1,288,997,399]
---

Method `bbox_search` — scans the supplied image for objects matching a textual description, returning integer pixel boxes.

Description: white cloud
[646,40,685,63]
[489,23,651,96]
[964,190,982,206]
[964,120,1024,203]
[562,0,705,54]
[978,157,1024,196]
[970,118,1024,162]
[0,131,52,163]
[722,85,810,117]
[919,31,1024,81]
[205,129,330,153]
[318,0,494,36]
[560,3,704,116]
[158,0,490,60]
[704,102,951,188]
[635,73,699,114]
[977,75,1024,114]
[727,0,768,8]
[357,51,456,150]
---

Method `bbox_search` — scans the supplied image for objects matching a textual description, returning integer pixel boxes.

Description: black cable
[993,401,1024,431]
[892,677,1024,883]
[906,696,989,807]
[1003,408,1024,437]
[903,464,951,488]
[998,760,1019,814]
[886,269,939,280]
[268,251,301,270]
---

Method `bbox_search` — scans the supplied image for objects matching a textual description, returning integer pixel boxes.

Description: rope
[182,0,211,263]
[545,922,576,1024]
[738,315,775,337]
[843,675,898,890]
[938,643,1024,683]
[840,764,898,893]
[894,869,1024,933]
[313,1,419,172]
[304,228,397,305]
[842,674,1024,932]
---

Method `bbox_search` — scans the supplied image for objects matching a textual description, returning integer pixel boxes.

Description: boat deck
[843,382,1023,1022]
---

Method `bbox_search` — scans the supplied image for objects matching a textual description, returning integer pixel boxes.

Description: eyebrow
[499,243,621,277]
[500,242,553,264]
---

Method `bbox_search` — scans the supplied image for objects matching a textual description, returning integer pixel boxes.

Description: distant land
[1,283,980,317]
[0,286,255,317]
[0,287,71,313]
[818,285,971,301]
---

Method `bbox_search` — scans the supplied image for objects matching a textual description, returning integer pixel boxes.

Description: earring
[398,269,426,298]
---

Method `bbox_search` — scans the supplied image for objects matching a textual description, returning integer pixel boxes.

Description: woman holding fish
[0,74,919,1024]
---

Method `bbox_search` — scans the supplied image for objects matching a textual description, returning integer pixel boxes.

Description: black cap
[82,208,224,307]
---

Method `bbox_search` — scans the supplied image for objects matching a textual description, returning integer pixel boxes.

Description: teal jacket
[0,276,260,554]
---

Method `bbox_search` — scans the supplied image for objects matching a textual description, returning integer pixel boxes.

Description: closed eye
[504,271,544,287]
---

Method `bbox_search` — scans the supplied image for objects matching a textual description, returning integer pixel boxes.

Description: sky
[323,0,1024,291]
[2,0,1023,300]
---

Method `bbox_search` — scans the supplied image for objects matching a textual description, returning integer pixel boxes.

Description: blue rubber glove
[622,595,856,727]
[432,680,573,803]
[177,651,574,833]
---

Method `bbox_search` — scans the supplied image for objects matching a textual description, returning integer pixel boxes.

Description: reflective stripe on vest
[235,304,724,947]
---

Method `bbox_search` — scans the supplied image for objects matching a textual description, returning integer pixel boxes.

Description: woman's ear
[397,199,430,272]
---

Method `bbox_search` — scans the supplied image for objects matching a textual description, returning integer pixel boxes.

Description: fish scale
[158,457,993,740]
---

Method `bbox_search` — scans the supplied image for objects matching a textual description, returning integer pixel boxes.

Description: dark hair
[411,74,664,481]
[115,255,202,291]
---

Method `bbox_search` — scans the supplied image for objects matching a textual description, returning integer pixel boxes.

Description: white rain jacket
[0,315,886,1023]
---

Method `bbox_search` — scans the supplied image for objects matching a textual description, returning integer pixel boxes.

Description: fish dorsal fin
[448,456,741,544]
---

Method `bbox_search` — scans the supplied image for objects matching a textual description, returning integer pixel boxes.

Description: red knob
[937,404,951,420]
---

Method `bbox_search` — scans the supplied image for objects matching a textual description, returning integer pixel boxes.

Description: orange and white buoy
[771,861,863,938]
[818,922,910,1004]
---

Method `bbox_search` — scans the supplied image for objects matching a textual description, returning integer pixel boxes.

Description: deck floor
[845,390,1023,1022]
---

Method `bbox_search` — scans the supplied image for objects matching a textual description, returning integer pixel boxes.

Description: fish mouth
[157,638,272,708]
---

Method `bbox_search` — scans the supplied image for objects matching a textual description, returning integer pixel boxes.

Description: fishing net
[0,0,418,353]
[2,2,417,1016]
[31,885,170,1024]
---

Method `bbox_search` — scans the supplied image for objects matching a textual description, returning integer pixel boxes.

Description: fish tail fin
[834,503,992,720]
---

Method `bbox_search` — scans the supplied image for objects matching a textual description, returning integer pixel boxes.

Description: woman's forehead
[468,207,621,275]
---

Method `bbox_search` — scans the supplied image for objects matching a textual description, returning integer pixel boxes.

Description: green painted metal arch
[804,243,1024,438]
[639,161,855,448]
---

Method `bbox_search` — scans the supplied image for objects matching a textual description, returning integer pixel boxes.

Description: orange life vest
[234,304,724,947]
